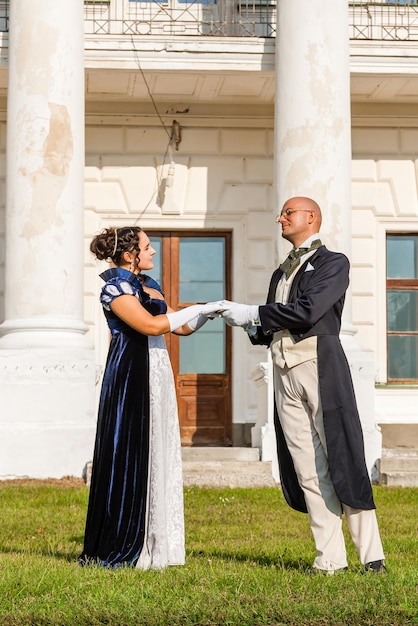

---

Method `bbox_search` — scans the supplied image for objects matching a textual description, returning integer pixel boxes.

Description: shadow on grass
[0,537,84,563]
[1,543,307,571]
[188,548,308,571]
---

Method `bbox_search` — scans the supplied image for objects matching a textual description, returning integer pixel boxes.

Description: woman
[79,226,224,569]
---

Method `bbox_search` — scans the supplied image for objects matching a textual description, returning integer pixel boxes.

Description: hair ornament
[112,228,118,257]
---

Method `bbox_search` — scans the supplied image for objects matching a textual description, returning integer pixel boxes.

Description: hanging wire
[131,35,171,140]
[130,35,176,220]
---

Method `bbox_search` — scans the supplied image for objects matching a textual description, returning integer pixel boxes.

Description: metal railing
[1,1,418,40]
[83,0,276,37]
[350,1,418,40]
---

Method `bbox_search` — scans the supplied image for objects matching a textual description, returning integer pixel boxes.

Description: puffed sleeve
[100,278,139,310]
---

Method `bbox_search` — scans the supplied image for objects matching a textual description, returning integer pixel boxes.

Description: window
[386,234,418,382]
[145,233,229,375]
[144,231,232,445]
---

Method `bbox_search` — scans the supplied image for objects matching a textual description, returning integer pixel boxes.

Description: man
[221,196,385,574]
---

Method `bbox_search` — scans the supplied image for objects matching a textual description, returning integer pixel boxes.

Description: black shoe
[364,560,387,574]
[306,566,348,576]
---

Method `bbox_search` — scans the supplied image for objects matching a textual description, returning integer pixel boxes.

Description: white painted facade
[0,1,417,478]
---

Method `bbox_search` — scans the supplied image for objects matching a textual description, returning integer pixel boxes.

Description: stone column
[0,0,96,478]
[272,0,381,476]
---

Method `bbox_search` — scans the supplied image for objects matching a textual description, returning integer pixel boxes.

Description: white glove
[221,303,260,328]
[167,301,226,332]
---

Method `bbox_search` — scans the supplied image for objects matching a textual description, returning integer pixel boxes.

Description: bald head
[278,196,322,248]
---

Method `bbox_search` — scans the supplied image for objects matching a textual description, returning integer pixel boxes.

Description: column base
[0,317,92,349]
[0,346,97,479]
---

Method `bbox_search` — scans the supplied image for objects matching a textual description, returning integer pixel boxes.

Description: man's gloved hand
[199,301,228,317]
[220,302,260,328]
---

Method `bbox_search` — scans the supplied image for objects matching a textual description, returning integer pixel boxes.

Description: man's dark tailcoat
[251,245,375,513]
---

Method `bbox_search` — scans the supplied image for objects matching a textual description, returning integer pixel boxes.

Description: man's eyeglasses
[276,209,313,221]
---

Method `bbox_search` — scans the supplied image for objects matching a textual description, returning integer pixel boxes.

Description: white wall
[1,115,417,437]
[351,122,418,426]
[83,118,275,427]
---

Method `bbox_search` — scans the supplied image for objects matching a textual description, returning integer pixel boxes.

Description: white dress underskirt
[136,335,185,570]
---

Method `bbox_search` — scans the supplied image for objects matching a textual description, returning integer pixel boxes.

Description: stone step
[181,447,277,487]
[181,446,260,463]
[182,460,276,488]
[378,448,418,487]
[378,448,418,472]
[378,471,418,487]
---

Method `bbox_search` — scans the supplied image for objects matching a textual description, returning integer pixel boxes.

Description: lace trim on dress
[136,335,185,570]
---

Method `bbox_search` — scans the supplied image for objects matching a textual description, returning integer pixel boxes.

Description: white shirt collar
[295,234,321,251]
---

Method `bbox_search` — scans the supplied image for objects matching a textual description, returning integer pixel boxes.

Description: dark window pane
[387,235,418,279]
[179,237,226,374]
[387,290,418,332]
[179,237,225,302]
[180,317,225,374]
[388,335,418,379]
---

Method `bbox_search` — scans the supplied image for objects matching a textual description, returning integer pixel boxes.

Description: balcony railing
[0,1,418,40]
[350,1,418,40]
[84,0,277,37]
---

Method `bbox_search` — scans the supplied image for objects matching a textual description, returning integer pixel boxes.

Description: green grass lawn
[0,481,416,625]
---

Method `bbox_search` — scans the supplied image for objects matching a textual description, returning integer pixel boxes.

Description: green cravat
[279,239,322,279]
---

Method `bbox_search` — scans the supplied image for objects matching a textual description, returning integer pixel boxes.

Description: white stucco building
[0,0,417,481]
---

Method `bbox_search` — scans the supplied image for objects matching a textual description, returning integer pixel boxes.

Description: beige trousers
[273,358,385,571]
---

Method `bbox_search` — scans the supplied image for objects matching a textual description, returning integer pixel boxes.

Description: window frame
[386,233,418,384]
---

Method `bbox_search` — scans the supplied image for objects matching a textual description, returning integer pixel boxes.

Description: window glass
[180,317,225,374]
[387,235,418,279]
[179,236,225,374]
[144,233,227,375]
[386,235,418,382]
[388,336,418,379]
[387,290,418,332]
[179,237,225,302]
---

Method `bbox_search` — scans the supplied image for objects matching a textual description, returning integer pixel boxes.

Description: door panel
[178,376,230,445]
[146,231,232,445]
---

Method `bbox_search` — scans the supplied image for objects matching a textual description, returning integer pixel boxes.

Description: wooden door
[147,231,232,445]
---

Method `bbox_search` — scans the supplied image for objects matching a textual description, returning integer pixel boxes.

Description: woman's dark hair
[90,226,142,266]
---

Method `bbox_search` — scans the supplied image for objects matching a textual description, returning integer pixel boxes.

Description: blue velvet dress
[79,268,185,569]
